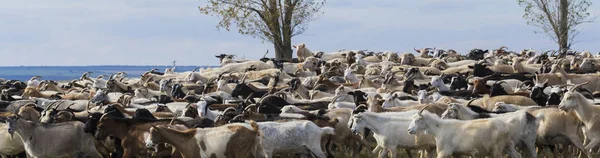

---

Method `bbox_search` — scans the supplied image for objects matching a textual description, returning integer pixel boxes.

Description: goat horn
[570,81,590,92]
[465,99,475,106]
[256,94,273,105]
[240,74,248,83]
[294,69,302,75]
[428,59,436,64]
[169,113,179,125]
[414,47,419,52]
[542,79,548,85]
[388,90,401,95]
[144,75,156,85]
[481,72,496,80]
[192,67,201,72]
[418,105,429,116]
[263,50,269,58]
[244,93,255,104]
[494,80,507,85]
[373,94,383,100]
[44,101,56,111]
[331,95,341,103]
[207,77,217,84]
[312,83,325,91]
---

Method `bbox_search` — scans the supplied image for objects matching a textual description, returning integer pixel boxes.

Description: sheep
[348,111,435,158]
[407,107,513,158]
[558,81,600,153]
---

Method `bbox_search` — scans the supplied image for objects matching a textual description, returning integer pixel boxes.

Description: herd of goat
[1,44,600,158]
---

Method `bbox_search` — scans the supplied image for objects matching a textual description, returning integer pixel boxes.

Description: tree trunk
[558,0,569,51]
[273,41,293,61]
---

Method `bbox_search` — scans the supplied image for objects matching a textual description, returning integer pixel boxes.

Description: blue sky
[1,0,598,66]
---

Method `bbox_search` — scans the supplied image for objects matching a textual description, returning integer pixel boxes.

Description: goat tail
[535,113,545,122]
[321,127,335,135]
[248,120,260,136]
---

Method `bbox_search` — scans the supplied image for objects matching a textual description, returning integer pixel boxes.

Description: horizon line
[0,65,219,67]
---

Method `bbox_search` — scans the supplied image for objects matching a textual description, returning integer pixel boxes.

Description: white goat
[196,100,221,121]
[348,111,435,158]
[558,82,600,153]
[441,104,541,158]
[0,123,25,158]
[6,116,101,158]
[408,108,512,158]
[327,95,357,110]
[257,120,335,158]
[381,94,420,108]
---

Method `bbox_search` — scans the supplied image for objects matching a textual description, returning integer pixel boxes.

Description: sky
[0,0,598,66]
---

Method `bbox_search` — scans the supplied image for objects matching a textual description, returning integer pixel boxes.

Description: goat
[146,121,260,158]
[349,111,435,158]
[471,94,538,110]
[0,122,25,158]
[441,103,540,158]
[256,120,335,158]
[94,111,190,157]
[407,107,512,158]
[5,114,102,158]
[558,81,600,154]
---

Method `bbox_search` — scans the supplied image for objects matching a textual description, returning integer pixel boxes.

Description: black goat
[467,49,488,60]
[171,84,186,99]
[449,72,469,91]
[347,90,368,106]
[148,69,164,75]
[256,95,328,114]
[530,84,548,107]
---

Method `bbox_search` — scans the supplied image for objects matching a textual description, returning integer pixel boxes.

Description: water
[0,65,217,81]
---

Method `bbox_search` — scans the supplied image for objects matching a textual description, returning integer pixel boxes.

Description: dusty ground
[332,142,578,158]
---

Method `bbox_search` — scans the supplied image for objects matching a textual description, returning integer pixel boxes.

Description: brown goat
[148,121,260,158]
[95,115,188,158]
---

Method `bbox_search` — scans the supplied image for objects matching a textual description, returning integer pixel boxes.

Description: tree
[517,0,595,52]
[199,0,326,60]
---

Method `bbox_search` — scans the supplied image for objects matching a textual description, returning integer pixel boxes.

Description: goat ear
[292,45,297,48]
[468,66,474,69]
[331,118,339,124]
[347,92,354,95]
